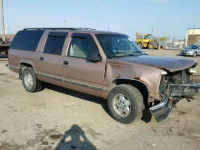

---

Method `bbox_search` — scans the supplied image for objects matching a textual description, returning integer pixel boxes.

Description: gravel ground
[0,50,200,150]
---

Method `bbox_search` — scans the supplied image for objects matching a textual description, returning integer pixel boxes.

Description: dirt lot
[0,50,200,150]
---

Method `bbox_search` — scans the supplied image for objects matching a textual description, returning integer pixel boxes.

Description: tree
[158,36,169,42]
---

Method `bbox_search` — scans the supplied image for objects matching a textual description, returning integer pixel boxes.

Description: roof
[22,27,123,35]
[23,27,96,31]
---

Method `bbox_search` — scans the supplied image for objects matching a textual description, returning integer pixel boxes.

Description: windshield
[96,34,145,58]
[146,34,152,39]
[186,45,198,49]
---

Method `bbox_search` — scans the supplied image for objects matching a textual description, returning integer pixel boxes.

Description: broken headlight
[159,75,168,94]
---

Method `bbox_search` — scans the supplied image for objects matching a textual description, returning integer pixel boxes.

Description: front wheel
[22,67,42,92]
[148,43,154,49]
[193,52,197,57]
[107,85,145,124]
[137,43,143,49]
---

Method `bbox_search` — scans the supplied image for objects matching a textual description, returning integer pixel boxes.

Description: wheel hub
[113,94,131,117]
[24,72,33,89]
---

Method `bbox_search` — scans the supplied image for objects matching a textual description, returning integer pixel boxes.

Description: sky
[2,0,200,40]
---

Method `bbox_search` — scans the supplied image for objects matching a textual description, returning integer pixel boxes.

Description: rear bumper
[149,83,200,122]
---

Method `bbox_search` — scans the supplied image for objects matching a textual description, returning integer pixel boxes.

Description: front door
[36,32,67,85]
[61,33,106,96]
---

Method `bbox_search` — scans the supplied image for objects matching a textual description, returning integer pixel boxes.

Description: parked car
[8,28,200,124]
[180,44,200,57]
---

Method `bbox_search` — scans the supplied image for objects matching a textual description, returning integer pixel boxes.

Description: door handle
[63,61,68,65]
[40,57,44,61]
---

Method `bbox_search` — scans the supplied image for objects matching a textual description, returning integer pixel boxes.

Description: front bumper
[149,83,200,122]
[181,52,194,56]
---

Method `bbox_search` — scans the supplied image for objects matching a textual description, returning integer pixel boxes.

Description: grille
[159,70,191,94]
[167,70,190,84]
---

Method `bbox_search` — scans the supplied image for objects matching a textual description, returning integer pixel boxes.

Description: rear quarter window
[10,30,44,52]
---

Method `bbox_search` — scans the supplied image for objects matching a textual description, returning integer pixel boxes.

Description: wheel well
[19,63,33,77]
[110,79,149,107]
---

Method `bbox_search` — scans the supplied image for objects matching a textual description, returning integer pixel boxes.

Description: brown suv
[8,28,200,124]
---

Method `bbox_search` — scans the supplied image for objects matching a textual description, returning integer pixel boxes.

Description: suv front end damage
[149,68,200,122]
[150,83,200,122]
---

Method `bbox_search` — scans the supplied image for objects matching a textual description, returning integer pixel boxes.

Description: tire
[108,84,145,124]
[22,67,42,92]
[148,43,154,49]
[137,43,143,49]
[193,52,197,57]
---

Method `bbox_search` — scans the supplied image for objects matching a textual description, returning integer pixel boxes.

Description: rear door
[61,33,106,94]
[36,32,67,84]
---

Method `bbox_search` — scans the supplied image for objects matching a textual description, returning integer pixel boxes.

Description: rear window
[10,30,44,51]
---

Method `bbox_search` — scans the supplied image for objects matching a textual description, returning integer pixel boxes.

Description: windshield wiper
[109,52,130,58]
[109,51,145,58]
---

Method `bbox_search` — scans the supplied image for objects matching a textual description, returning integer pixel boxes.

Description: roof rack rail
[23,28,96,31]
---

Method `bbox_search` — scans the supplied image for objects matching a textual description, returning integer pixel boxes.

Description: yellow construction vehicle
[136,34,159,49]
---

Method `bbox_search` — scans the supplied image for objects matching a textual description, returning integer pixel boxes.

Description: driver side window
[68,34,100,60]
[68,37,88,59]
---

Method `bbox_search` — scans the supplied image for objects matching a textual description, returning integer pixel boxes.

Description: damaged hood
[111,55,196,72]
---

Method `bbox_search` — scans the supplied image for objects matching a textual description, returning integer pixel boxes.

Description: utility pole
[1,0,5,41]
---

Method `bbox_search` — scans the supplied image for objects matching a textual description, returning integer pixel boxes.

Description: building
[173,39,185,49]
[165,39,185,49]
[186,28,200,46]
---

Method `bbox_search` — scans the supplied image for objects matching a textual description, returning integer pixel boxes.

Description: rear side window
[10,30,44,51]
[43,32,67,55]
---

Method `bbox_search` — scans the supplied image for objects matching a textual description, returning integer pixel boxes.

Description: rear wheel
[154,43,159,49]
[22,67,42,92]
[108,84,145,124]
